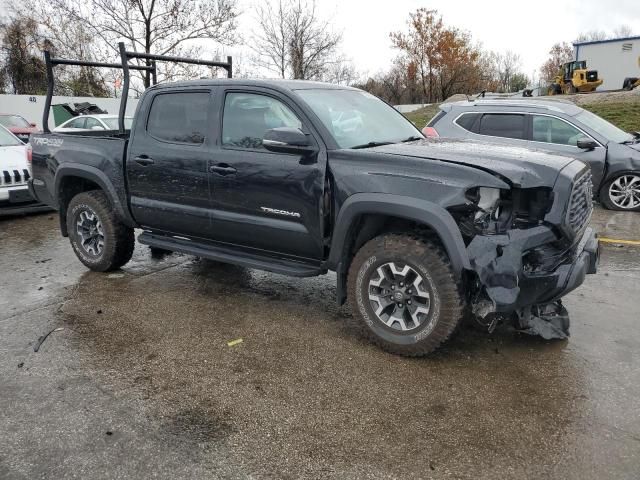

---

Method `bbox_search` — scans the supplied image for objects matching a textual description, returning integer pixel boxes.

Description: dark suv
[423,99,640,211]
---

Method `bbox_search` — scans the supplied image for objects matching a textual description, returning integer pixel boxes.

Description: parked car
[54,115,134,132]
[0,125,51,215]
[422,99,640,211]
[0,113,39,143]
[30,80,599,356]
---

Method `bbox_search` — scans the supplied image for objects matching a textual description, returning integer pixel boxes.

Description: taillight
[26,145,32,165]
[422,126,439,138]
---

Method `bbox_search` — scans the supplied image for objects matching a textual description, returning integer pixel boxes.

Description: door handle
[134,155,155,166]
[209,164,237,176]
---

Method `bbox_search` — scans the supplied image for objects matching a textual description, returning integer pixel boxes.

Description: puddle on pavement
[52,256,591,476]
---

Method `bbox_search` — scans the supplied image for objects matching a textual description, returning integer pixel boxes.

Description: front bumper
[467,226,599,314]
[0,186,54,216]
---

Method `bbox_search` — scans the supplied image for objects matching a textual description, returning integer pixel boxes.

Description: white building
[0,94,139,131]
[574,36,640,91]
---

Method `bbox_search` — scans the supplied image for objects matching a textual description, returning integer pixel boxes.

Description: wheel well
[57,176,102,236]
[336,213,448,304]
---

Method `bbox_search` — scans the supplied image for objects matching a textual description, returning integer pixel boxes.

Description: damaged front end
[452,164,599,339]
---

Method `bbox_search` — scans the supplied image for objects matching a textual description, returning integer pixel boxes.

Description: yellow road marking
[599,237,640,246]
[227,338,243,347]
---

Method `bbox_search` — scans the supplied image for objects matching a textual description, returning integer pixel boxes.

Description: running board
[138,232,323,277]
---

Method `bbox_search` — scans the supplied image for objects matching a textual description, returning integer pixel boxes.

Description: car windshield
[296,89,421,149]
[101,117,133,130]
[0,126,22,146]
[574,109,634,144]
[0,114,30,128]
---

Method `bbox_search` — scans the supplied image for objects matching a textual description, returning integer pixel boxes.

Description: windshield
[574,109,634,144]
[0,114,30,128]
[102,117,133,130]
[296,89,421,149]
[0,126,22,146]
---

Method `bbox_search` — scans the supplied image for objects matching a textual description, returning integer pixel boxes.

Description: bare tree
[491,50,523,93]
[0,17,48,94]
[15,0,239,89]
[250,0,343,80]
[613,25,634,38]
[250,0,289,78]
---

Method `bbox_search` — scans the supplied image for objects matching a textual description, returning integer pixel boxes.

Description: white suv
[0,125,51,215]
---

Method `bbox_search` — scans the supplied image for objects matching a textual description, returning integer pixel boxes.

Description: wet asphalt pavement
[1,208,639,479]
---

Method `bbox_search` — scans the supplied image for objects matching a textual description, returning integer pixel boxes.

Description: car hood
[370,139,577,187]
[1,145,29,170]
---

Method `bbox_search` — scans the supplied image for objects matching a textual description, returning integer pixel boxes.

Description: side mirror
[91,125,106,131]
[263,127,316,154]
[577,137,597,151]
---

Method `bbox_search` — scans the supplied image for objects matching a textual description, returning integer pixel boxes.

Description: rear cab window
[147,92,210,144]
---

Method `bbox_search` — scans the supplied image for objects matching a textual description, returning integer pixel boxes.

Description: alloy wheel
[368,262,432,332]
[609,175,640,209]
[76,209,105,256]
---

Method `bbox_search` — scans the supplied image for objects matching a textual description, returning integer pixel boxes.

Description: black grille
[567,171,593,232]
[586,70,598,82]
[0,169,30,186]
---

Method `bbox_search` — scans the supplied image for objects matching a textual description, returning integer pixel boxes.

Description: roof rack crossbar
[42,42,232,135]
[43,51,156,134]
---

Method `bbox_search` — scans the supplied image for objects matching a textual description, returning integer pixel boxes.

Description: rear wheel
[67,191,135,271]
[347,234,464,356]
[600,174,640,211]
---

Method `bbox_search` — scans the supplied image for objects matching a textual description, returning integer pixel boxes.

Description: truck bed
[30,131,130,212]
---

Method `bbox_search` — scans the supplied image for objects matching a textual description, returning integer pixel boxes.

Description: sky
[1,0,639,82]
[233,0,640,81]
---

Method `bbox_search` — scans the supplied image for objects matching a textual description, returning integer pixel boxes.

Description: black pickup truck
[29,78,599,356]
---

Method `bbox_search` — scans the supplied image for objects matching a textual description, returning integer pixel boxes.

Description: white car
[53,114,134,132]
[0,125,51,215]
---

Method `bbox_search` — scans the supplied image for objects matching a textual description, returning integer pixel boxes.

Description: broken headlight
[511,188,554,228]
[462,187,512,235]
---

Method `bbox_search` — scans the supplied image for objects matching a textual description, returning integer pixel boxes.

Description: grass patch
[582,101,640,133]
[403,104,442,128]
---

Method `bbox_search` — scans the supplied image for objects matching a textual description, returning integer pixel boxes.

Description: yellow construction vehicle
[548,60,603,95]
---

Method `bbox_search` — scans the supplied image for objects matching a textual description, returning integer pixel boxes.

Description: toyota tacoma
[29,69,598,355]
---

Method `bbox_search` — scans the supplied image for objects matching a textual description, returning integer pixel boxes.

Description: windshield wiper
[401,136,423,143]
[350,141,395,149]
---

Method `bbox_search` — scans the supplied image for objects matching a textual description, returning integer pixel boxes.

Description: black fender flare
[54,164,136,233]
[327,193,471,276]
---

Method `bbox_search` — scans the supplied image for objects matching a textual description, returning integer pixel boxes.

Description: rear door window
[147,92,210,144]
[532,115,584,146]
[478,114,526,140]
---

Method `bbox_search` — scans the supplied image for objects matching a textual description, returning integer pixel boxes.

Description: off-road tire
[347,234,465,356]
[67,190,135,271]
[599,174,640,212]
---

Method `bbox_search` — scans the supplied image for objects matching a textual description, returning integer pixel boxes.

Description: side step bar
[138,232,324,277]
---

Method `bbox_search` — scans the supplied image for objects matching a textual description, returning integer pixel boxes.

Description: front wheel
[67,190,135,271]
[347,234,464,356]
[600,174,640,211]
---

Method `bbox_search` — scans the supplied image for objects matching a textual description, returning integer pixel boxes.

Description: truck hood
[370,139,577,188]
